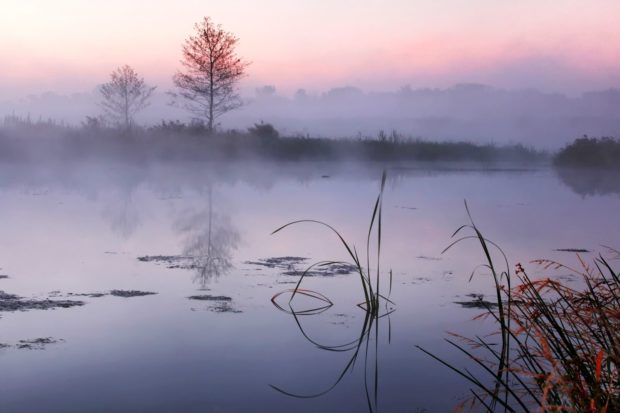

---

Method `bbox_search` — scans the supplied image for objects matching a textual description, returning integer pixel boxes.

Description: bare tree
[99,65,156,129]
[172,17,249,133]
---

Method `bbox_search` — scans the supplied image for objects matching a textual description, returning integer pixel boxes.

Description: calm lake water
[0,161,617,412]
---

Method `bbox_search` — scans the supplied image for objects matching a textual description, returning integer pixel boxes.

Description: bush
[248,121,279,140]
[554,136,620,168]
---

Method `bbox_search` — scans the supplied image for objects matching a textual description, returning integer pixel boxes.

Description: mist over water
[0,160,617,412]
[2,2,619,411]
[3,84,620,149]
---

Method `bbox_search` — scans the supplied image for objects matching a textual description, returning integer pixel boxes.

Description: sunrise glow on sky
[1,0,619,97]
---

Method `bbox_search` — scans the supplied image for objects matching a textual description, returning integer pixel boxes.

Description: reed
[269,170,394,413]
[268,174,620,412]
[418,209,620,413]
[270,170,392,315]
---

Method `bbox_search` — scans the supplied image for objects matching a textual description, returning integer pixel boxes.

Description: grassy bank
[0,115,546,163]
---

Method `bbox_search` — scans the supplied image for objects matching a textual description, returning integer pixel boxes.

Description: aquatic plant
[418,208,620,412]
[269,170,394,413]
[270,170,392,315]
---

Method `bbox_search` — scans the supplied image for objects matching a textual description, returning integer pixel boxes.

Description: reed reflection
[270,172,394,412]
[271,288,393,413]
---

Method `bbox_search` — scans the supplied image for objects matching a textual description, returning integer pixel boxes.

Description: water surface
[0,161,617,412]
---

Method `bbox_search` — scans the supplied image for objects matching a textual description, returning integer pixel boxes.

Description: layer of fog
[0,160,616,198]
[2,83,619,149]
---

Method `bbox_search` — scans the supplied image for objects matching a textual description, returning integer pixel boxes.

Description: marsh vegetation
[270,175,619,412]
[2,5,619,413]
[0,114,546,164]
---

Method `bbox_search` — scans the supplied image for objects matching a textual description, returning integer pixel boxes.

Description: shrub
[248,121,279,140]
[554,136,620,168]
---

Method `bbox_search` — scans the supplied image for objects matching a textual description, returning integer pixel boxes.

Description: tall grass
[269,171,394,412]
[268,174,619,412]
[270,170,392,315]
[418,211,620,412]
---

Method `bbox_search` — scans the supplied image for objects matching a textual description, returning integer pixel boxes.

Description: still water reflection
[0,161,617,412]
[175,186,240,289]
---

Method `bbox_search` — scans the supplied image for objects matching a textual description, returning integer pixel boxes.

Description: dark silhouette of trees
[172,17,249,133]
[99,65,156,129]
[554,136,620,168]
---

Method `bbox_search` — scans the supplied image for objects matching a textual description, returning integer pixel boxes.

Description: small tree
[172,17,249,133]
[99,65,156,129]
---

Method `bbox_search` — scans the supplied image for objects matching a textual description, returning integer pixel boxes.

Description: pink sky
[1,0,619,98]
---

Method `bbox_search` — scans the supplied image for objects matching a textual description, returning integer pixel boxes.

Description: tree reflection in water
[555,167,620,197]
[176,185,240,289]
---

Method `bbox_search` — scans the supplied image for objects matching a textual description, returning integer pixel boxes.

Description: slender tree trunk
[208,62,214,133]
[207,184,213,257]
[124,92,129,130]
[204,184,213,290]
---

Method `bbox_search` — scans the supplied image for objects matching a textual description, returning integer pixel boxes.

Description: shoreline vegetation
[0,115,547,163]
[421,219,620,412]
[553,136,620,169]
[1,115,617,169]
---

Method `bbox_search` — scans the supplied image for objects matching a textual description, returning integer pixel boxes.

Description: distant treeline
[0,115,547,163]
[554,136,620,168]
[5,84,620,148]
